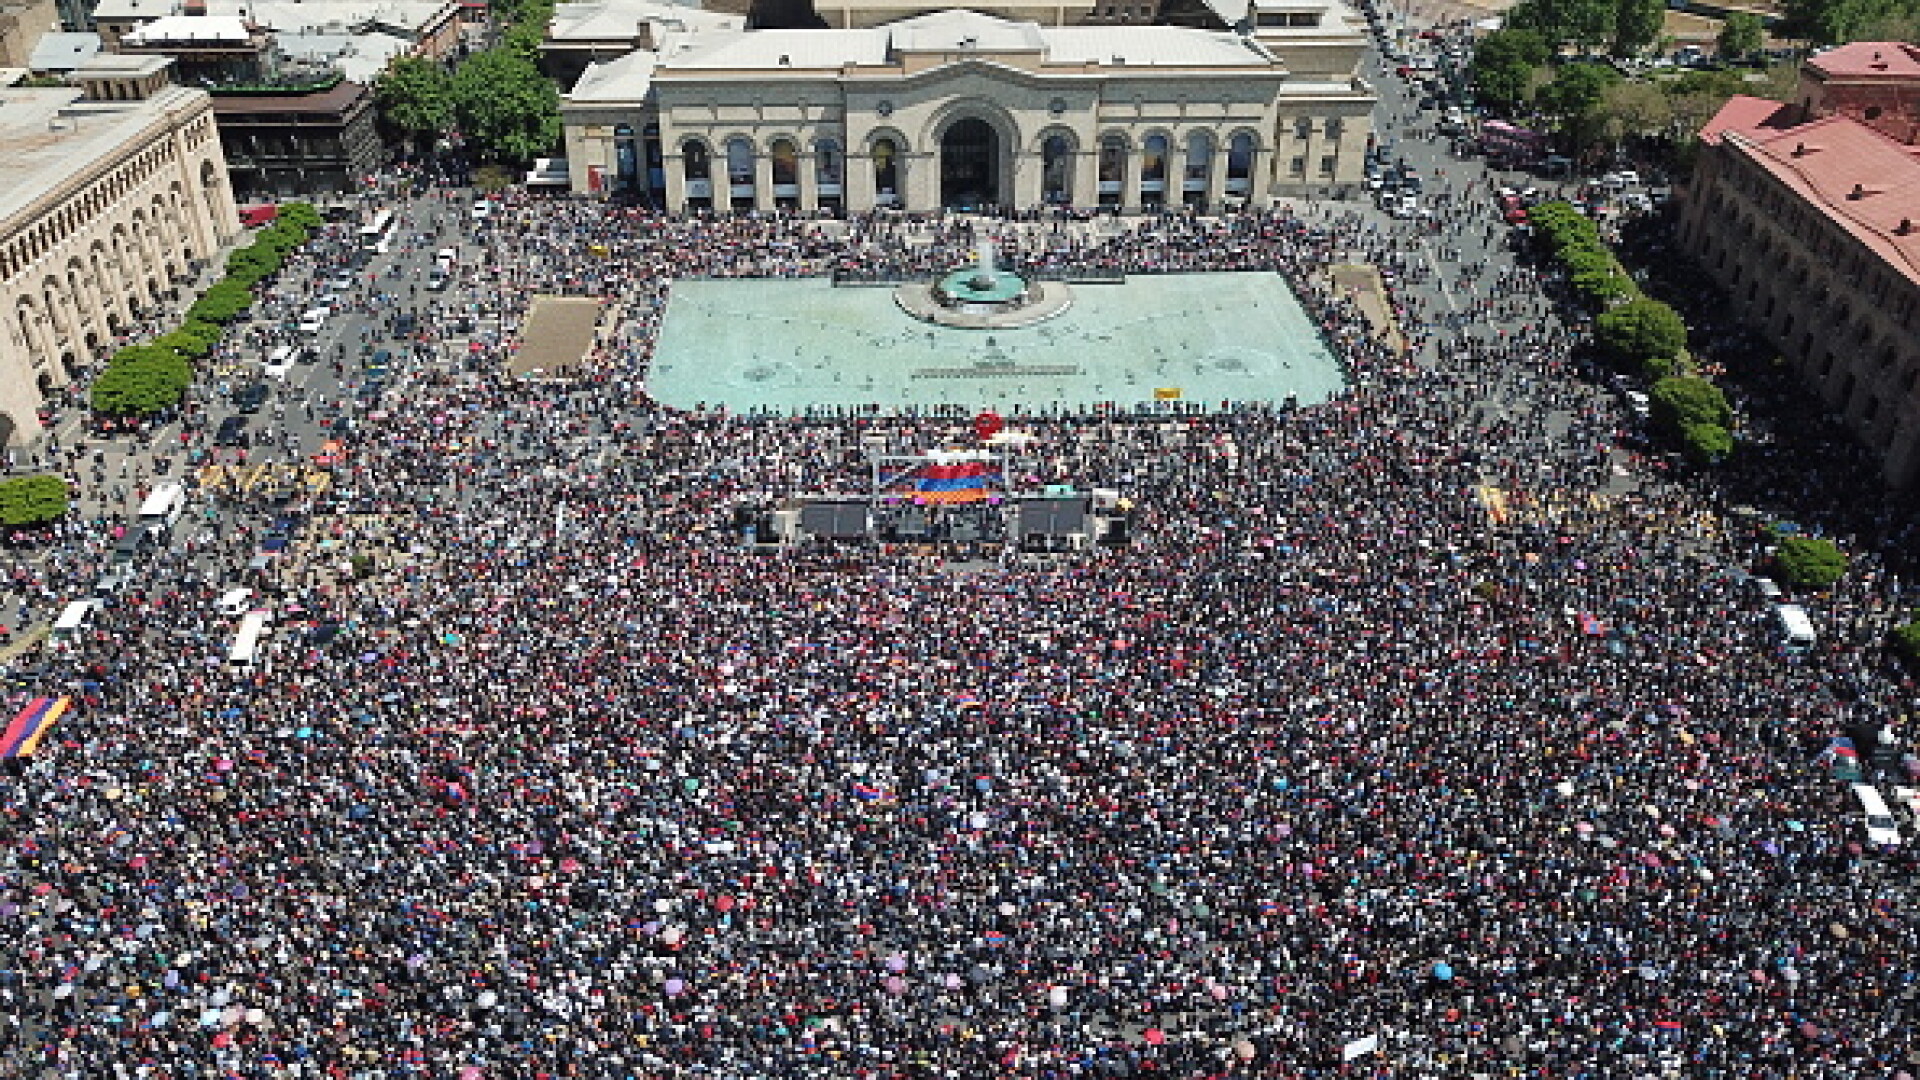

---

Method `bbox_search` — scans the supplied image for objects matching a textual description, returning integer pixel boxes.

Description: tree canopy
[1596,298,1688,365]
[375,57,454,149]
[1717,12,1765,59]
[1611,0,1665,56]
[451,49,561,165]
[0,476,70,528]
[1471,29,1551,111]
[1774,534,1849,589]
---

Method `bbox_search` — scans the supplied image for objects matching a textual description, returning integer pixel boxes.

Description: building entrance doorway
[941,118,999,210]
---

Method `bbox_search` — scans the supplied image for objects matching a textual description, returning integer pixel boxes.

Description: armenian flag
[911,460,999,505]
[1,697,71,760]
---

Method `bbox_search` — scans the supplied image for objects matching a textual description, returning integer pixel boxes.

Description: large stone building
[0,55,239,446]
[1680,43,1920,487]
[560,5,1374,212]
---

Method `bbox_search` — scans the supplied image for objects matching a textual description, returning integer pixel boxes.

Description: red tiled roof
[1699,94,1800,145]
[1726,112,1920,287]
[1806,41,1920,80]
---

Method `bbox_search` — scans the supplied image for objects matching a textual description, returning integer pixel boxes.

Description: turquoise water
[646,272,1346,412]
[935,267,1029,304]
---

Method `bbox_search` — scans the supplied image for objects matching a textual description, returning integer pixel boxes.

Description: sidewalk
[1328,262,1410,356]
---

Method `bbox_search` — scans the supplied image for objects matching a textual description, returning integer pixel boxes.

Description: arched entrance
[941,118,1000,210]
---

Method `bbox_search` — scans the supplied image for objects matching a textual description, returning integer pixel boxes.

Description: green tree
[1678,421,1733,463]
[0,475,70,527]
[278,202,323,230]
[1774,533,1848,589]
[1597,298,1687,365]
[1650,375,1729,427]
[1472,29,1552,111]
[1509,0,1618,49]
[375,57,454,152]
[1612,0,1665,56]
[1717,12,1765,60]
[1598,79,1674,145]
[450,48,560,165]
[1892,618,1920,663]
[1539,62,1622,144]
[188,280,254,323]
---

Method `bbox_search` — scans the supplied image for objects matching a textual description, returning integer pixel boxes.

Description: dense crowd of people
[3,50,1920,1080]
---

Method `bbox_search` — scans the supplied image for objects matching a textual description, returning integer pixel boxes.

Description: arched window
[1226,133,1254,194]
[1184,131,1212,192]
[816,138,843,194]
[769,139,799,198]
[1141,134,1168,198]
[873,138,899,205]
[682,140,712,201]
[725,137,755,203]
[1042,134,1073,205]
[1098,135,1126,203]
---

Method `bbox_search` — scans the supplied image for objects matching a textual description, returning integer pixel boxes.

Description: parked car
[234,382,270,414]
[215,416,249,447]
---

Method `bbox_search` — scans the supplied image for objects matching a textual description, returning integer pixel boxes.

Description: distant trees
[1471,30,1551,111]
[374,0,561,165]
[374,57,454,155]
[1717,12,1765,60]
[450,49,561,165]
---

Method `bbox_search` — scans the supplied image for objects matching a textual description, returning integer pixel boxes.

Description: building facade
[211,78,382,197]
[0,55,239,447]
[1680,49,1920,488]
[562,8,1373,212]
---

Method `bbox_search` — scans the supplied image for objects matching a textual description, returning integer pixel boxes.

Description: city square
[0,0,1917,1077]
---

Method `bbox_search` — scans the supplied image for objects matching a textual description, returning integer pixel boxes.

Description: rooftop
[650,10,1277,74]
[547,0,740,45]
[276,30,411,83]
[207,75,369,113]
[27,32,103,73]
[91,0,456,37]
[1806,41,1920,81]
[122,14,255,45]
[1710,101,1920,287]
[0,83,206,229]
[568,45,657,102]
[1699,93,1798,145]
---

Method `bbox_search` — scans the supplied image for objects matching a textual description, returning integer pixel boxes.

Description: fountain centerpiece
[894,235,1073,330]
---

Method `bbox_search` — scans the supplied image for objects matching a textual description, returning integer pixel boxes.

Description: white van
[298,309,329,336]
[435,247,457,272]
[137,483,186,530]
[263,345,298,380]
[1892,786,1920,831]
[1774,604,1816,654]
[228,611,270,672]
[49,599,102,650]
[1851,784,1903,846]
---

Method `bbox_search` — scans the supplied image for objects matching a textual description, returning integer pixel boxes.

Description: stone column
[1122,148,1142,213]
[1206,145,1230,208]
[1012,148,1043,211]
[905,149,934,213]
[797,152,819,213]
[708,153,728,210]
[846,146,876,211]
[663,148,687,212]
[754,152,776,213]
[1073,149,1098,211]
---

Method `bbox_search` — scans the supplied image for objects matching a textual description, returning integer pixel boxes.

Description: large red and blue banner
[1,697,70,760]
[880,455,1003,506]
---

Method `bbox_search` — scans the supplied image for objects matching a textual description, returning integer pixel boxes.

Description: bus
[228,611,270,672]
[1480,120,1549,165]
[357,209,396,256]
